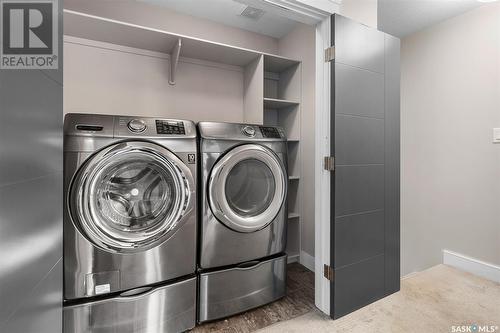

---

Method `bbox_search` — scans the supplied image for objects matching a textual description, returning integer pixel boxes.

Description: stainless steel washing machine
[198,121,288,322]
[63,114,197,333]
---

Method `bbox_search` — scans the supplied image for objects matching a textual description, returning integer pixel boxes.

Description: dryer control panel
[198,122,286,141]
[259,126,283,139]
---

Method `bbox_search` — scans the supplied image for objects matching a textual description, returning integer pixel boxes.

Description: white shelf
[263,98,300,109]
[64,10,263,67]
[264,54,300,73]
[289,176,300,180]
[288,213,300,219]
[64,10,306,74]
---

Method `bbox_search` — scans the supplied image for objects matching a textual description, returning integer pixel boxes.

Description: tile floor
[257,265,500,332]
[191,263,315,333]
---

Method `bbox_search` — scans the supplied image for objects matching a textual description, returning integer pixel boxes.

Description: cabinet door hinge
[324,46,335,62]
[324,264,334,281]
[324,156,335,171]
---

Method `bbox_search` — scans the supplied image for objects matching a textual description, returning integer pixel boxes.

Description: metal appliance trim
[207,144,287,233]
[69,140,194,253]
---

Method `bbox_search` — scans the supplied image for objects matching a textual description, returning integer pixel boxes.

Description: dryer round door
[208,144,287,233]
[70,141,193,253]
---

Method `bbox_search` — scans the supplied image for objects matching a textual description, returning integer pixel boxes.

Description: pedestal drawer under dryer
[198,254,287,323]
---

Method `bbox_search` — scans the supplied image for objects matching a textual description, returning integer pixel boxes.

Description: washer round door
[70,141,193,253]
[208,144,287,233]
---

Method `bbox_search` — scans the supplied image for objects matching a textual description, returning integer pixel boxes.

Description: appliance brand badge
[187,154,196,164]
[1,0,58,69]
[94,283,111,295]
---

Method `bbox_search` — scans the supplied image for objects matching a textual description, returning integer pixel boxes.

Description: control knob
[242,126,256,137]
[127,119,147,133]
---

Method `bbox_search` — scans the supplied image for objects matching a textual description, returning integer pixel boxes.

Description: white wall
[340,0,378,28]
[64,38,245,122]
[401,4,500,275]
[278,24,316,259]
[64,0,278,54]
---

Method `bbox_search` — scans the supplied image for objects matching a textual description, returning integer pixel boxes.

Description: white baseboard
[401,271,420,280]
[443,249,500,283]
[287,254,300,264]
[300,250,315,272]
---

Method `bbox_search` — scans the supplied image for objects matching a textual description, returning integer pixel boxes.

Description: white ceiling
[138,0,299,38]
[73,0,487,40]
[378,0,484,38]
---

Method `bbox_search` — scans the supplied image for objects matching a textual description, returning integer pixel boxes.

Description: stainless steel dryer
[198,122,288,322]
[63,114,197,333]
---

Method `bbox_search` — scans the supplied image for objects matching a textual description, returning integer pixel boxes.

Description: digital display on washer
[259,126,282,138]
[156,120,185,135]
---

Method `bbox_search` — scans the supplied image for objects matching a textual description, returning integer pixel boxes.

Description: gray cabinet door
[330,14,400,319]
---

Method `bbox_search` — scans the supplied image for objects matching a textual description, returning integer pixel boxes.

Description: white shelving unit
[262,55,302,264]
[64,9,303,265]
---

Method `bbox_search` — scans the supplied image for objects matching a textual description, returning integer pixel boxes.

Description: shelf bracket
[169,38,182,85]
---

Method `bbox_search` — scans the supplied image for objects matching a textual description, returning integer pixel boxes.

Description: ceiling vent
[240,6,265,20]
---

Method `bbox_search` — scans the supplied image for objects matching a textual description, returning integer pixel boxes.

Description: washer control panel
[259,126,283,139]
[127,119,147,133]
[156,120,186,135]
[114,116,195,137]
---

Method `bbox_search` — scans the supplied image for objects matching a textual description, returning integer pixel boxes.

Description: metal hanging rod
[169,38,182,85]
